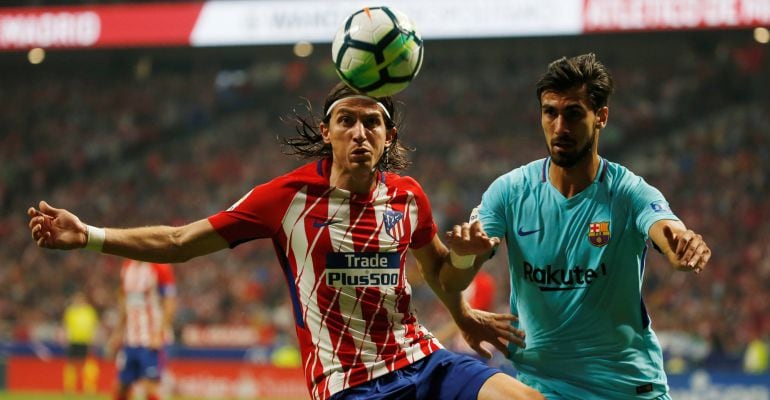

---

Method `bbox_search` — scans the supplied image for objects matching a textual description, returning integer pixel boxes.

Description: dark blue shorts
[116,346,163,386]
[330,349,501,400]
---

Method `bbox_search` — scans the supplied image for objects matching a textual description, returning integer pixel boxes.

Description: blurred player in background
[62,290,100,394]
[442,53,712,399]
[27,82,543,400]
[107,260,176,400]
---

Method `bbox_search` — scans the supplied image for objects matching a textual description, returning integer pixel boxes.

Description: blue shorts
[330,349,501,400]
[116,346,164,386]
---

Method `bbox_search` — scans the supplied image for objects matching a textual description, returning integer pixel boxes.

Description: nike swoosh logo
[313,219,342,228]
[517,227,542,236]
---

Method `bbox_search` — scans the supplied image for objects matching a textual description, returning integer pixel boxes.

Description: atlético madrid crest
[588,221,610,247]
[383,210,404,240]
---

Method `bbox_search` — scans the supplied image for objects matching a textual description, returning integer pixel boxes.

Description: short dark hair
[536,53,615,111]
[281,82,412,172]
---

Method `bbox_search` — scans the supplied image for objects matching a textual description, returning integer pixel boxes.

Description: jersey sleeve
[402,176,437,249]
[208,177,292,248]
[478,173,512,240]
[625,175,680,239]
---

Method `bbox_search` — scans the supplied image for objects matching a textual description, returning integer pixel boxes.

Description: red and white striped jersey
[120,260,176,348]
[208,159,442,400]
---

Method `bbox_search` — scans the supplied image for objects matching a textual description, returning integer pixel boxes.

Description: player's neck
[330,166,378,194]
[549,154,601,198]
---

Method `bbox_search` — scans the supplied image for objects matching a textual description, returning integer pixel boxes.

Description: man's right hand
[28,201,88,250]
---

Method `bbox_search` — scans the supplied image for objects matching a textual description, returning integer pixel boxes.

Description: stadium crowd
[1,30,768,373]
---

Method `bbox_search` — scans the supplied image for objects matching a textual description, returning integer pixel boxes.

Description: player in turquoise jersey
[441,53,712,399]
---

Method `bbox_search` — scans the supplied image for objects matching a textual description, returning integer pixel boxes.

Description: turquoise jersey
[478,157,678,400]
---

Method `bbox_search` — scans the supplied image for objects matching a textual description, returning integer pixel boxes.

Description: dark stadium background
[1,1,768,398]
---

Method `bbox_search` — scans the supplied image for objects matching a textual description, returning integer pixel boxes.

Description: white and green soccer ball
[331,6,424,97]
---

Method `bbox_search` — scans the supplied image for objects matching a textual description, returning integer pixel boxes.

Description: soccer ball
[331,6,423,97]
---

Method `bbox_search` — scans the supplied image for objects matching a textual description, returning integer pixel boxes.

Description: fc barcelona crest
[588,221,610,247]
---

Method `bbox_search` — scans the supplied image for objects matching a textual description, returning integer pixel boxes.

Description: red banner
[6,356,306,399]
[584,0,770,32]
[0,2,203,50]
[182,324,274,347]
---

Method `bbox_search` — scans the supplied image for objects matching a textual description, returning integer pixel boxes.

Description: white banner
[190,0,583,46]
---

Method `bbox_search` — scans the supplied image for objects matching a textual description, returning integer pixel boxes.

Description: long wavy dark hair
[280,82,413,172]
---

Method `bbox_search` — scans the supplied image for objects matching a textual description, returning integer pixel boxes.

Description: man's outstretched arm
[28,200,228,263]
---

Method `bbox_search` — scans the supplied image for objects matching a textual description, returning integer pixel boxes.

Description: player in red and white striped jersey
[209,156,441,397]
[119,260,176,348]
[28,83,543,400]
[107,260,176,400]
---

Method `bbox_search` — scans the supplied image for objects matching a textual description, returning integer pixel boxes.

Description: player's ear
[385,127,397,147]
[320,122,331,144]
[595,106,609,129]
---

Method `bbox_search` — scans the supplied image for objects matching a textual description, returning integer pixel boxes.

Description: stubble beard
[549,130,596,168]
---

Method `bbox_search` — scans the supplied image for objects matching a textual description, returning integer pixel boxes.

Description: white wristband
[85,225,106,252]
[450,249,476,270]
